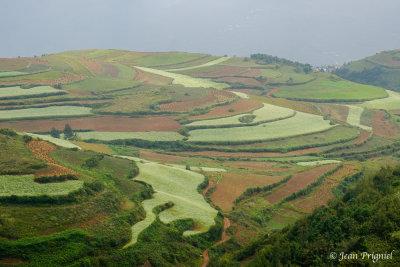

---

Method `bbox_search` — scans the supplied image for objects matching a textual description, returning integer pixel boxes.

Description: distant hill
[335,49,400,91]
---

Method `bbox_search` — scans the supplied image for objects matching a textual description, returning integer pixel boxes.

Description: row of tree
[50,123,74,139]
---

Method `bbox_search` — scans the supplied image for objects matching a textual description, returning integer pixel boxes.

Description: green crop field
[122,158,218,246]
[297,160,342,166]
[134,52,207,67]
[187,103,295,128]
[275,74,387,101]
[0,85,66,99]
[25,133,82,149]
[360,90,400,110]
[0,71,27,77]
[0,106,92,120]
[188,111,334,143]
[64,77,138,92]
[135,66,229,89]
[77,131,184,141]
[229,91,249,99]
[0,175,83,197]
[166,57,230,71]
[346,105,372,131]
[0,70,63,82]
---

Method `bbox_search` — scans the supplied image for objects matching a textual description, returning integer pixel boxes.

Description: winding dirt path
[202,217,231,267]
[202,180,215,197]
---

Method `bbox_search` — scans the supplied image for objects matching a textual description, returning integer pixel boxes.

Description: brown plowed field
[139,150,189,163]
[102,63,120,78]
[372,110,400,138]
[353,130,371,144]
[160,89,235,112]
[175,148,320,158]
[264,164,338,204]
[0,72,86,86]
[189,99,263,120]
[0,115,181,132]
[27,140,78,177]
[315,103,349,121]
[215,77,262,87]
[240,68,262,77]
[0,99,112,110]
[216,161,287,172]
[211,172,284,211]
[0,58,29,71]
[193,66,248,77]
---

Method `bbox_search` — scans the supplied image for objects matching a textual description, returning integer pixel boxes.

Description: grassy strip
[279,164,344,204]
[233,175,293,205]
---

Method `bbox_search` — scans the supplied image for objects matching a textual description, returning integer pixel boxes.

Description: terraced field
[0,175,83,197]
[188,111,333,143]
[0,106,92,120]
[360,90,400,110]
[122,158,218,246]
[187,103,295,128]
[166,57,230,71]
[346,105,372,131]
[0,85,66,99]
[77,131,184,141]
[135,66,229,89]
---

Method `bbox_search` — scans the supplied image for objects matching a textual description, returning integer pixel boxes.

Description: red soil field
[133,67,172,85]
[215,77,262,87]
[0,58,29,71]
[192,66,248,77]
[175,148,320,158]
[372,110,400,138]
[264,164,338,204]
[189,99,263,120]
[102,63,120,78]
[0,115,181,132]
[315,103,349,121]
[27,140,78,177]
[353,130,371,144]
[211,172,284,211]
[76,58,104,73]
[0,99,112,110]
[240,68,262,77]
[27,58,51,66]
[160,89,235,112]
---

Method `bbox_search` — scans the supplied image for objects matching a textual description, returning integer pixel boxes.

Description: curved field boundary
[0,106,92,121]
[24,133,81,149]
[229,91,249,99]
[120,157,218,247]
[166,57,230,71]
[360,90,400,110]
[188,111,334,143]
[186,103,295,129]
[0,175,83,197]
[134,66,229,89]
[297,160,342,166]
[346,105,372,131]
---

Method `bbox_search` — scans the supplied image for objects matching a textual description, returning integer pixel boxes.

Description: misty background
[2,0,400,66]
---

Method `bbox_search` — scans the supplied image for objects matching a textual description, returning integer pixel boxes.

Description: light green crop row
[78,131,184,141]
[346,105,372,131]
[0,86,66,99]
[122,158,218,247]
[24,133,81,149]
[0,106,92,120]
[0,175,84,197]
[188,111,334,142]
[135,66,229,89]
[187,103,295,127]
[297,160,342,166]
[359,90,400,110]
[0,71,27,78]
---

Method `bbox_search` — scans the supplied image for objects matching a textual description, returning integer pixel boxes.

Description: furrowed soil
[353,129,372,144]
[264,164,338,204]
[211,172,284,211]
[27,140,78,177]
[372,110,400,138]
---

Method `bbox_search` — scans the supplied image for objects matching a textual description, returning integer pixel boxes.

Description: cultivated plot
[122,158,218,247]
[25,133,81,149]
[0,106,92,120]
[0,175,83,197]
[346,105,372,131]
[360,90,400,110]
[135,66,229,89]
[77,131,184,141]
[0,85,66,99]
[188,111,333,143]
[187,103,295,128]
[166,57,230,71]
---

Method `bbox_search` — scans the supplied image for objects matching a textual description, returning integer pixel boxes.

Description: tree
[50,127,60,138]
[63,124,74,140]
